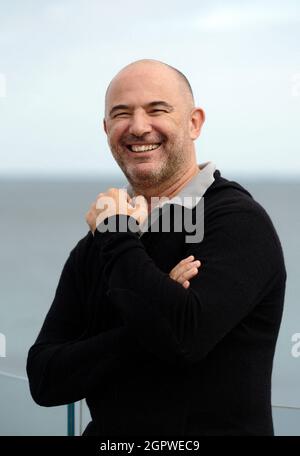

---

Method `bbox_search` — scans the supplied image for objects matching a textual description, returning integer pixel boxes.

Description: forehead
[106,66,181,107]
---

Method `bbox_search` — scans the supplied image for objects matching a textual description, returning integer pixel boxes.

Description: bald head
[104,59,195,117]
[102,58,205,193]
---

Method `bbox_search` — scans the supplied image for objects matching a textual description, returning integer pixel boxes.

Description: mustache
[122,137,164,145]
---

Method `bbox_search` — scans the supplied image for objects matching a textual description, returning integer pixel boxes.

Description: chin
[134,164,162,178]
[130,166,167,189]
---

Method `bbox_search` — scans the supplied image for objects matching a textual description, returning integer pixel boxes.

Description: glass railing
[0,372,299,436]
[0,372,67,435]
[73,399,300,436]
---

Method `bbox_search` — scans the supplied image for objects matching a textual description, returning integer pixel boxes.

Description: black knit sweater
[26,170,286,436]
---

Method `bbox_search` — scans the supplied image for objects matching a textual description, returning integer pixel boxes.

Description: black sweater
[26,170,286,436]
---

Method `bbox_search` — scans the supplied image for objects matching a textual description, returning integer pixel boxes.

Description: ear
[189,108,205,140]
[103,118,107,134]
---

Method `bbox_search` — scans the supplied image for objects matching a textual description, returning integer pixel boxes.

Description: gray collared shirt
[125,161,216,238]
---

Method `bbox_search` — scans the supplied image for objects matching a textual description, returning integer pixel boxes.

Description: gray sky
[0,0,300,177]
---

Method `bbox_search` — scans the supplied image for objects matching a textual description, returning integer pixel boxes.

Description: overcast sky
[0,0,300,177]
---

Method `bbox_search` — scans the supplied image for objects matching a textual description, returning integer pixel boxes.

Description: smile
[126,143,161,152]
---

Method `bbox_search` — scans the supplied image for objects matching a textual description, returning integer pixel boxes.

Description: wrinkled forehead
[105,66,181,111]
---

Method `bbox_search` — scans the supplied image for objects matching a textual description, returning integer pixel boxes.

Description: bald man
[27,59,286,436]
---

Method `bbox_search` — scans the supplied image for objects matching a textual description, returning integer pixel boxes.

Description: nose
[128,111,152,137]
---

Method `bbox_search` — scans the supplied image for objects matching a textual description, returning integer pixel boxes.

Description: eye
[114,112,129,118]
[151,109,166,113]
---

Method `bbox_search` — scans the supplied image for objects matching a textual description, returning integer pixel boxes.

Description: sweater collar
[125,162,216,237]
[126,161,216,210]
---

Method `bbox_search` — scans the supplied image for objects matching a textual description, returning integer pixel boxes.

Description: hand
[85,188,148,234]
[169,256,201,289]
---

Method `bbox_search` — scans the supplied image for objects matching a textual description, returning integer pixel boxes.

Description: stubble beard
[111,139,188,191]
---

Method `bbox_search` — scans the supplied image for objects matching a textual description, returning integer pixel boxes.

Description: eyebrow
[109,101,174,118]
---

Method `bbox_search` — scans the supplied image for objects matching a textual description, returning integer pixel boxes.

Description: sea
[0,174,299,435]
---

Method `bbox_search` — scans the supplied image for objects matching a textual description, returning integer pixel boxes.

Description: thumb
[133,195,148,207]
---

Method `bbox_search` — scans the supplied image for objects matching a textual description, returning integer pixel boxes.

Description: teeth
[130,144,161,152]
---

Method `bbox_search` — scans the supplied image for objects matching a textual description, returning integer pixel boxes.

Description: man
[26,59,286,436]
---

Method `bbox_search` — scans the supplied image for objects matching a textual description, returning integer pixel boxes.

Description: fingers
[181,255,194,263]
[169,255,202,289]
[132,194,148,208]
[126,192,134,205]
[177,264,200,286]
[183,280,191,289]
[170,256,201,282]
[180,266,200,288]
[169,256,194,280]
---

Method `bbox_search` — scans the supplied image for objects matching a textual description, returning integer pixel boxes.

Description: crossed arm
[27,205,278,408]
[26,233,201,406]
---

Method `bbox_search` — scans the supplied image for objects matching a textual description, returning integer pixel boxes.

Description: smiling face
[103,61,204,190]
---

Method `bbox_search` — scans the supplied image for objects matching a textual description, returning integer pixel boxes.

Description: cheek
[110,121,128,139]
[106,125,124,147]
[153,118,179,136]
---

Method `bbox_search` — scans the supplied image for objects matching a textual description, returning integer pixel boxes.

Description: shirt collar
[125,161,216,237]
[126,161,216,208]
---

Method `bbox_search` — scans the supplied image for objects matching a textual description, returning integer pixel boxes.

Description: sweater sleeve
[26,244,143,407]
[94,210,286,365]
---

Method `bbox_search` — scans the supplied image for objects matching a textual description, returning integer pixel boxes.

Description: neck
[131,162,200,214]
